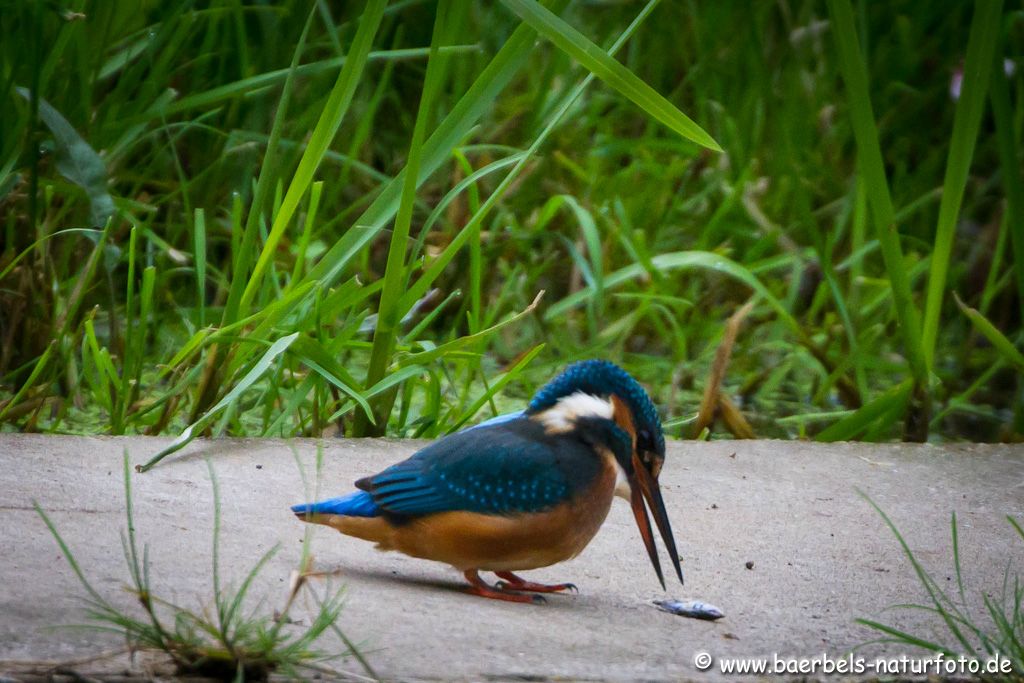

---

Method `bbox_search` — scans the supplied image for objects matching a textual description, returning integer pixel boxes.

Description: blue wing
[358,416,598,517]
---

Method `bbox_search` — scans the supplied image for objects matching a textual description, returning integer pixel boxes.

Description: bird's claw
[494,581,547,604]
[530,582,579,593]
[493,572,577,594]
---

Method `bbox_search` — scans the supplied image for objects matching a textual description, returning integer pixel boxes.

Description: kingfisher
[291,359,683,604]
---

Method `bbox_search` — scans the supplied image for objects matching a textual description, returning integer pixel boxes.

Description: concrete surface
[0,434,1022,682]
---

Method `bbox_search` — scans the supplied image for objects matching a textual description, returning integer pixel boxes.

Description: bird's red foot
[494,571,578,594]
[463,570,544,604]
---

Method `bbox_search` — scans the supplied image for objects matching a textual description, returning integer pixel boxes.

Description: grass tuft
[34,450,368,681]
[858,492,1023,679]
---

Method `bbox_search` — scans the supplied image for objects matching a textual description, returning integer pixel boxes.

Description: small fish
[654,599,725,621]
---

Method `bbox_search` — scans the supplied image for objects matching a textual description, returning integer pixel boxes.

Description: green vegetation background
[1,0,1023,447]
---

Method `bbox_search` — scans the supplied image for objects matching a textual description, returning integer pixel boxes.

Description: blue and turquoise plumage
[527,359,664,456]
[292,416,626,518]
[291,359,681,603]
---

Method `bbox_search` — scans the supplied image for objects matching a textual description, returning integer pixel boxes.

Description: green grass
[34,451,372,681]
[1,1,1023,444]
[858,494,1023,680]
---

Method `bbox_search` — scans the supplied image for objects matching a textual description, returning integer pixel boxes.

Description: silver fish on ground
[653,598,725,621]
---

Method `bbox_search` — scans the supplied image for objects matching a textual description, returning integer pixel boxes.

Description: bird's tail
[291,490,379,519]
[291,491,395,547]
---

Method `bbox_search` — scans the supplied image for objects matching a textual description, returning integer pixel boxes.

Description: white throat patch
[534,391,613,433]
[613,461,631,500]
[535,391,633,500]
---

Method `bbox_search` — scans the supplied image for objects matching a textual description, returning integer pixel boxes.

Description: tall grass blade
[398,0,661,314]
[857,492,976,654]
[238,0,387,319]
[288,335,374,420]
[290,181,323,283]
[921,0,1002,370]
[0,228,101,282]
[117,226,138,433]
[990,35,1024,434]
[855,618,953,654]
[991,58,1024,320]
[135,265,156,406]
[827,0,927,391]
[498,0,720,151]
[300,0,572,291]
[55,216,113,334]
[131,48,473,124]
[327,365,430,423]
[355,0,455,435]
[222,6,315,327]
[954,293,1024,373]
[208,458,225,633]
[194,208,207,328]
[416,152,526,245]
[33,499,114,609]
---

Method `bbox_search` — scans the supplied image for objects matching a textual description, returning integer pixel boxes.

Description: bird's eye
[639,428,650,445]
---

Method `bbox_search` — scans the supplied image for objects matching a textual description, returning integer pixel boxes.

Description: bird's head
[526,359,682,588]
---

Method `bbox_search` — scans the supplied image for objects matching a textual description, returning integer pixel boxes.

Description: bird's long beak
[629,452,684,588]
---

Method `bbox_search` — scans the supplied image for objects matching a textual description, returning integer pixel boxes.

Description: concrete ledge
[1,435,1022,681]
